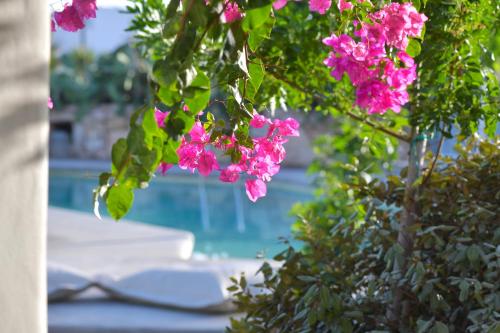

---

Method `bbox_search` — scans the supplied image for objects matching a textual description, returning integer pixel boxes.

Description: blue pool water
[49,169,312,258]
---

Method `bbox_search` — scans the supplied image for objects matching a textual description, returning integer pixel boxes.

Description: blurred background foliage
[50,44,150,119]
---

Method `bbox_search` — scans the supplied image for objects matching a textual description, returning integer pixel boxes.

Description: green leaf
[142,107,162,147]
[249,59,265,92]
[162,139,181,164]
[106,184,134,220]
[242,4,272,32]
[248,17,275,52]
[184,70,210,114]
[166,109,195,138]
[158,83,182,106]
[417,319,433,333]
[153,59,179,87]
[466,245,480,264]
[431,322,449,333]
[459,280,469,302]
[178,65,198,89]
[111,138,128,174]
[413,0,421,11]
[127,125,146,154]
[166,0,180,18]
[237,49,249,76]
[186,0,208,27]
[406,39,422,58]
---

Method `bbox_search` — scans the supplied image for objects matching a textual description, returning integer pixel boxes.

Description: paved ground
[49,300,236,333]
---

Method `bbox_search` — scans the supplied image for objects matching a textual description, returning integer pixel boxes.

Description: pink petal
[158,162,173,175]
[198,150,219,176]
[154,108,169,128]
[54,5,85,32]
[245,179,267,202]
[47,97,54,109]
[73,0,97,20]
[309,0,332,14]
[273,0,288,10]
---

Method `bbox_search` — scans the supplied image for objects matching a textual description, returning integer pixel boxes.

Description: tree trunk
[388,126,427,331]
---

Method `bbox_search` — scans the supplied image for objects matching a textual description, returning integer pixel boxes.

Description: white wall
[0,0,50,332]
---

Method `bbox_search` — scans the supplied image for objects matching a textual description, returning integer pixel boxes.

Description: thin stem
[422,134,444,186]
[344,110,410,143]
[175,0,196,41]
[193,4,228,52]
[110,153,132,188]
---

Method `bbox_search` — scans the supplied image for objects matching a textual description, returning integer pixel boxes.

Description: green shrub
[229,137,500,333]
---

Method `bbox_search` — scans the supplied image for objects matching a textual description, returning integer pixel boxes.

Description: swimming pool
[49,168,312,259]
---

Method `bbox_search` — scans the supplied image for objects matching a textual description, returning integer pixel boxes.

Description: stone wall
[50,104,132,160]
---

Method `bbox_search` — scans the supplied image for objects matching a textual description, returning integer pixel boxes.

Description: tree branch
[267,69,411,143]
[193,4,228,52]
[175,0,196,41]
[422,134,444,186]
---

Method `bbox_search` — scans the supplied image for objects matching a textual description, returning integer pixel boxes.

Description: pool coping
[49,158,315,186]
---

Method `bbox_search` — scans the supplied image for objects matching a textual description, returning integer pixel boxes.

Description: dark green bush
[229,137,500,333]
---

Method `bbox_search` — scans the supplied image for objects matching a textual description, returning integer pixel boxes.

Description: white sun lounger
[47,207,274,332]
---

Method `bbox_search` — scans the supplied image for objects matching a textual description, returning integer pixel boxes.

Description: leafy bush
[229,136,500,333]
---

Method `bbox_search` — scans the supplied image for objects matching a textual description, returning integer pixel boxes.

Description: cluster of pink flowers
[323,2,427,114]
[51,0,97,32]
[154,108,299,202]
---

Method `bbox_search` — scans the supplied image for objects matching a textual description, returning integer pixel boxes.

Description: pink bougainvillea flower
[189,121,210,144]
[272,118,300,137]
[54,5,85,32]
[309,0,332,14]
[245,179,267,202]
[254,136,287,164]
[355,79,408,114]
[250,113,271,128]
[177,141,202,173]
[219,164,243,183]
[197,150,219,176]
[51,0,98,33]
[397,51,415,67]
[273,0,288,10]
[154,108,169,128]
[338,0,353,13]
[248,156,280,182]
[158,162,173,175]
[48,97,54,109]
[224,1,243,23]
[383,60,416,89]
[73,0,97,20]
[182,104,189,112]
